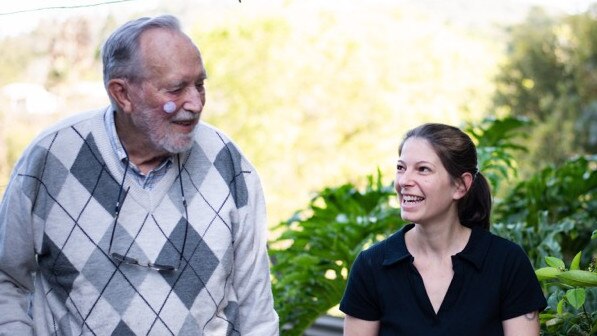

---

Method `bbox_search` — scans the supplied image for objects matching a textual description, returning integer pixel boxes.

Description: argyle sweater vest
[0,108,278,335]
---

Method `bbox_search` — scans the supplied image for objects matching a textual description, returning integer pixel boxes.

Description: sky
[0,0,160,37]
[0,0,595,38]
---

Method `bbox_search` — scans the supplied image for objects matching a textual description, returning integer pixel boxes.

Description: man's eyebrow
[169,80,186,88]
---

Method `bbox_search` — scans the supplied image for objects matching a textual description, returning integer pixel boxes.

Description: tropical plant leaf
[565,288,586,310]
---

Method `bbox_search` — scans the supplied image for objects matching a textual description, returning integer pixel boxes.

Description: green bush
[535,230,597,336]
[464,116,531,194]
[270,171,405,335]
[493,155,597,262]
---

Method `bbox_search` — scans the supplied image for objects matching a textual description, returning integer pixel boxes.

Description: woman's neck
[406,220,471,259]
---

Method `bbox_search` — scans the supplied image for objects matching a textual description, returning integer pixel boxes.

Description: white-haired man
[0,15,279,335]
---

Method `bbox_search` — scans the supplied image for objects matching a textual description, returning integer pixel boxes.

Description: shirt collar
[382,223,491,271]
[454,226,492,271]
[382,223,415,266]
[104,107,129,163]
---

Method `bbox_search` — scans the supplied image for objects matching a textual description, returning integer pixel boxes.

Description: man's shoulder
[196,121,233,142]
[11,107,108,178]
[193,120,260,176]
[194,121,244,155]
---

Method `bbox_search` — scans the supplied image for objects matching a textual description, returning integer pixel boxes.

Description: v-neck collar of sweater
[97,106,191,211]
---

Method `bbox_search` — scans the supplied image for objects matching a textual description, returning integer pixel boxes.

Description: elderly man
[0,15,278,335]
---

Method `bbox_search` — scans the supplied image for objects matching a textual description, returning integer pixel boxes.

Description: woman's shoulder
[486,230,526,253]
[479,229,531,264]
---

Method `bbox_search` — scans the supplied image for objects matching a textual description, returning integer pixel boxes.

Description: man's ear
[453,172,474,200]
[107,79,134,113]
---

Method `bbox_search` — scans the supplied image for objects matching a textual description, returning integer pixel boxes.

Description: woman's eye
[396,164,405,171]
[418,166,430,172]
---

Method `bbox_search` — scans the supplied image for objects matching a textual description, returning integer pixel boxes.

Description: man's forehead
[139,28,192,52]
[137,29,204,76]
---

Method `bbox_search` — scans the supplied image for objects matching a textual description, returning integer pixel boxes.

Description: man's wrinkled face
[129,28,207,154]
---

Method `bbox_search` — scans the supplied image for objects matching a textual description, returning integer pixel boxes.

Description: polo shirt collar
[382,223,415,266]
[381,223,492,271]
[454,226,492,271]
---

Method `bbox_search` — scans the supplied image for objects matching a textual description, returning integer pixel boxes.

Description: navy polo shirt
[340,224,547,336]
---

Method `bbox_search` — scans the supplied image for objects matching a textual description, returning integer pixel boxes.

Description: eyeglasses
[107,154,189,272]
[111,250,178,272]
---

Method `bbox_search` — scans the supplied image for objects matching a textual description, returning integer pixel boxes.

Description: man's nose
[183,86,205,113]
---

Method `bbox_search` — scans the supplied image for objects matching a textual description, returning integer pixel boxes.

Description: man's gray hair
[101,15,182,88]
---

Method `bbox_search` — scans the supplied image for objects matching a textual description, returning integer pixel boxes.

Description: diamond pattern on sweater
[179,145,211,205]
[70,133,120,216]
[214,144,248,207]
[22,145,69,221]
[153,217,189,268]
[149,290,189,334]
[82,230,148,313]
[13,115,256,335]
[111,320,135,336]
[38,234,80,304]
[146,315,178,336]
[178,314,201,335]
[121,292,166,335]
[84,294,122,333]
[225,301,240,335]
[159,218,218,309]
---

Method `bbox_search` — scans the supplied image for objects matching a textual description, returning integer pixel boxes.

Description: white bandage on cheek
[163,101,176,114]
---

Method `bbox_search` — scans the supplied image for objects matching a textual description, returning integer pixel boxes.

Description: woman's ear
[453,172,474,200]
[107,79,134,113]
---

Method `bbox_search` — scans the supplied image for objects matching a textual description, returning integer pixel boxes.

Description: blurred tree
[190,6,501,226]
[0,3,507,227]
[0,36,38,86]
[492,6,597,177]
[46,17,96,87]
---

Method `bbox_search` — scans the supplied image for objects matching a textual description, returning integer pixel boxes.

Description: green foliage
[494,155,596,227]
[493,155,596,259]
[464,116,530,194]
[491,215,576,268]
[270,171,405,335]
[536,233,597,336]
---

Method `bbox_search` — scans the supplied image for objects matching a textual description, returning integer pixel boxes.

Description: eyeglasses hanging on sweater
[107,153,189,272]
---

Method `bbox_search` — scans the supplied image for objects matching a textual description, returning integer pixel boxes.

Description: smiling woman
[340,123,547,336]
